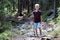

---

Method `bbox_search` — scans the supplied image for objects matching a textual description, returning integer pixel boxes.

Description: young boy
[31,4,42,37]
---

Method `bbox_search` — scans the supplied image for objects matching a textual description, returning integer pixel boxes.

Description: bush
[0,21,12,33]
[0,31,12,40]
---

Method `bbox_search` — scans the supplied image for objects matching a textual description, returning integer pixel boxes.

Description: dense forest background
[0,0,60,40]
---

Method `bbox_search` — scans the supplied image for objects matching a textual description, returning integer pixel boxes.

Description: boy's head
[35,4,40,10]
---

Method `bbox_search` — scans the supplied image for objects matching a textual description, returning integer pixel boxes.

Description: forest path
[12,29,60,40]
[12,29,41,40]
[12,21,60,40]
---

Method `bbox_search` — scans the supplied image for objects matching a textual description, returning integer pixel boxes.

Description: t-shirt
[33,10,42,23]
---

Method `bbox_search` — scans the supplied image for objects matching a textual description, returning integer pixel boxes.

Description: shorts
[34,22,41,29]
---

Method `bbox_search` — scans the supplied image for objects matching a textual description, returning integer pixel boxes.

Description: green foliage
[56,14,60,24]
[0,0,18,18]
[0,21,12,33]
[42,11,50,21]
[48,20,55,26]
[53,7,60,24]
[0,1,18,40]
[0,0,18,32]
[0,31,12,40]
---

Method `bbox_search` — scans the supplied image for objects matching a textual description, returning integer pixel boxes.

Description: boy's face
[35,6,40,10]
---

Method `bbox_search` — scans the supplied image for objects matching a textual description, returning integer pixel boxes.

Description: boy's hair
[35,4,40,7]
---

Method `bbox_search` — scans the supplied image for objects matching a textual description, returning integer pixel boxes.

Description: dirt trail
[12,22,60,40]
[12,31,41,40]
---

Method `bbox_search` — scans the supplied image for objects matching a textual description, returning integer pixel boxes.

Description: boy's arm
[40,15,42,23]
[41,16,42,22]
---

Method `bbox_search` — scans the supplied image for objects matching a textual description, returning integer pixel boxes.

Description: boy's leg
[37,23,42,35]
[34,23,37,36]
[36,28,39,36]
[39,28,42,35]
[33,29,38,36]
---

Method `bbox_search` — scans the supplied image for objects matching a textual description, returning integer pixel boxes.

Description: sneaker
[34,34,37,37]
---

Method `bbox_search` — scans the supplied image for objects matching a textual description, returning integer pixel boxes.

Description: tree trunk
[54,0,58,18]
[31,0,34,11]
[27,0,30,13]
[18,0,23,16]
[40,0,42,10]
[54,0,56,16]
